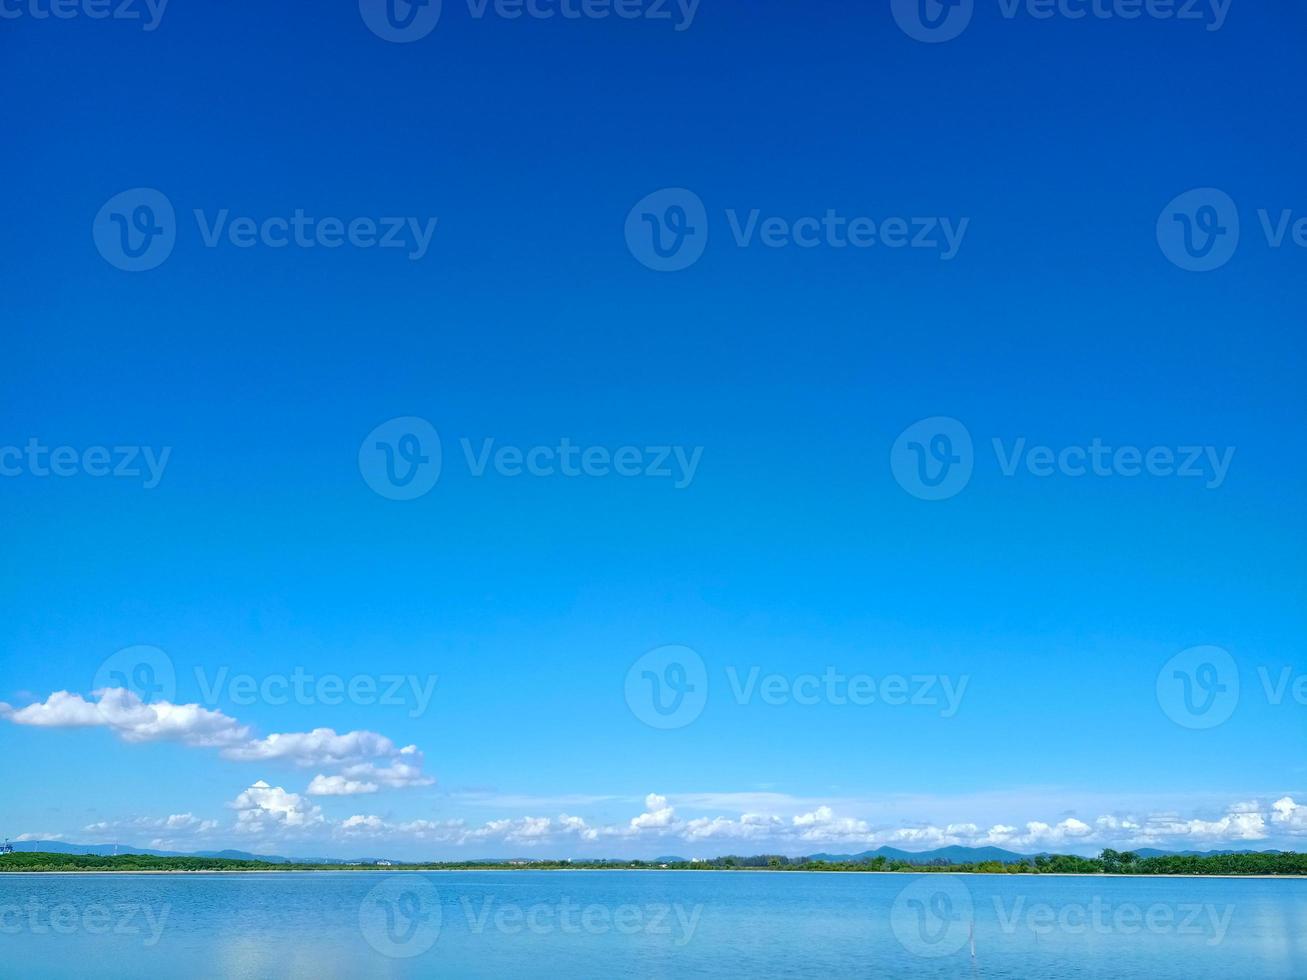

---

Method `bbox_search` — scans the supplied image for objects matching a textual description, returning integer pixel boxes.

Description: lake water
[2,870,1305,978]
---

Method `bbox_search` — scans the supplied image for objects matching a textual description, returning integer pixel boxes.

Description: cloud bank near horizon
[6,688,1304,858]
[32,786,1307,858]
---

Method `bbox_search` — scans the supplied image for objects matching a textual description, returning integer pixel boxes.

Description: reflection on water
[2,870,1306,979]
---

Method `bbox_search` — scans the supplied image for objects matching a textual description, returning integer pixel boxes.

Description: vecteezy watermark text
[462,438,702,487]
[991,438,1234,487]
[0,902,170,946]
[725,666,969,716]
[358,876,703,959]
[94,188,438,271]
[194,667,438,718]
[462,896,702,945]
[1,439,171,489]
[890,417,1234,501]
[465,0,699,29]
[193,211,437,259]
[723,209,968,258]
[892,0,1230,44]
[93,647,439,718]
[625,188,968,272]
[358,0,699,43]
[1258,666,1307,708]
[358,416,703,500]
[0,0,168,30]
[993,896,1234,946]
[624,645,969,729]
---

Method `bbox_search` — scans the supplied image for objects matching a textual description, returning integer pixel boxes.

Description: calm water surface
[2,870,1305,978]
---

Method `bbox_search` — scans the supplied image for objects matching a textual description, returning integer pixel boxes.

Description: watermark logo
[890,417,974,501]
[993,897,1233,945]
[894,0,1230,42]
[1157,188,1240,272]
[462,896,702,944]
[0,901,170,946]
[361,0,698,39]
[95,191,438,271]
[628,652,967,728]
[0,439,172,488]
[92,645,177,722]
[93,188,176,272]
[891,419,1236,500]
[625,188,709,273]
[0,0,169,31]
[1160,190,1307,270]
[994,0,1231,31]
[462,438,701,487]
[891,0,974,42]
[359,876,442,958]
[193,667,439,717]
[359,0,443,41]
[891,875,973,958]
[1258,666,1307,709]
[726,668,968,717]
[89,646,437,716]
[359,417,702,497]
[1157,645,1239,729]
[359,417,443,501]
[625,645,708,730]
[626,189,969,271]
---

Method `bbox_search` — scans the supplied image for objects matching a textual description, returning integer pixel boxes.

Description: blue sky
[1,1,1304,858]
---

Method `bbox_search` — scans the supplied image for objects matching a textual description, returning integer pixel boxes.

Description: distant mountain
[805,845,1029,864]
[11,840,1285,867]
[802,845,1292,864]
[192,849,294,862]
[8,840,418,865]
[1131,848,1283,858]
[9,841,292,863]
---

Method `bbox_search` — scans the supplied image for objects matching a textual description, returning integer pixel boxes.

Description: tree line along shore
[3,849,1305,875]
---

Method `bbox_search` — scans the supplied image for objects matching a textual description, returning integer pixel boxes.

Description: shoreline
[4,868,1305,879]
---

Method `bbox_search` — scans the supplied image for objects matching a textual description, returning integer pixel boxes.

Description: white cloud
[1,691,104,727]
[629,793,676,831]
[336,815,466,841]
[683,813,784,841]
[1271,797,1307,834]
[1120,808,1269,844]
[2,689,248,747]
[300,793,1307,853]
[558,814,601,841]
[27,777,1307,856]
[80,813,220,852]
[224,729,398,767]
[230,780,325,835]
[974,818,1094,849]
[304,755,436,796]
[1,688,432,794]
[340,814,386,832]
[306,775,379,796]
[791,806,872,842]
[336,756,434,790]
[84,813,218,836]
